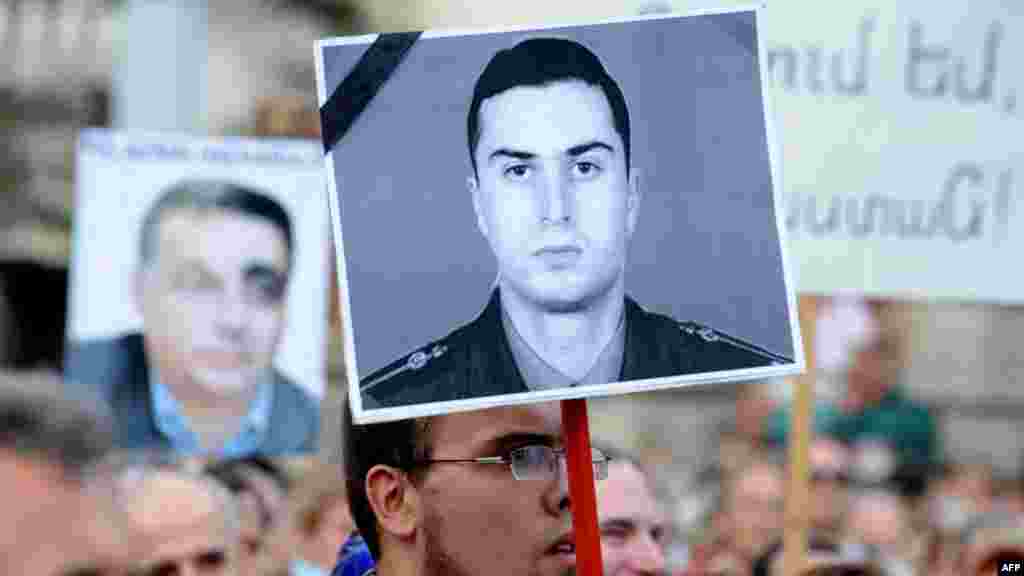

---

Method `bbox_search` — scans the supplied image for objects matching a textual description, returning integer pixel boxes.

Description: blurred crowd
[677,385,1024,576]
[670,300,1023,575]
[2,300,1021,576]
[0,370,355,576]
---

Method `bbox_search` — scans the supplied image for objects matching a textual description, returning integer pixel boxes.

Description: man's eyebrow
[243,262,287,280]
[485,432,558,451]
[567,141,614,157]
[488,148,537,163]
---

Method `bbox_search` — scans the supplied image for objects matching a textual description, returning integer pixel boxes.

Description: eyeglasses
[417,445,611,481]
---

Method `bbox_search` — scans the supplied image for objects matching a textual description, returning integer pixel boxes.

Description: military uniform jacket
[362,290,791,409]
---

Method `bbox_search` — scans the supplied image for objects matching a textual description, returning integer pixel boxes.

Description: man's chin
[507,270,620,314]
[189,369,255,396]
[509,281,593,313]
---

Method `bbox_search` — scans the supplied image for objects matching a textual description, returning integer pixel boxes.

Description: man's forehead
[127,472,220,528]
[600,461,662,516]
[738,464,784,496]
[476,80,620,157]
[152,209,288,268]
[429,403,563,449]
[156,209,284,248]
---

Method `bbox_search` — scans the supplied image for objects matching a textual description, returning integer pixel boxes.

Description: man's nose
[544,455,572,515]
[539,165,572,224]
[626,533,666,575]
[216,290,248,334]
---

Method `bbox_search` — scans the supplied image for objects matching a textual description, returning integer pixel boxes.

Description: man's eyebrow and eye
[488,141,614,164]
[243,263,287,284]
[480,432,558,455]
[566,141,614,158]
[488,148,537,164]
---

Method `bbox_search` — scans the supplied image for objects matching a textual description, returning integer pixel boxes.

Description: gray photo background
[322,11,795,380]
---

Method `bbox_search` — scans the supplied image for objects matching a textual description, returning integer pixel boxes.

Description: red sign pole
[562,398,604,576]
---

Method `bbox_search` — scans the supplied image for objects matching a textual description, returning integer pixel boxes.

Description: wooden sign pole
[782,295,819,576]
[562,398,604,576]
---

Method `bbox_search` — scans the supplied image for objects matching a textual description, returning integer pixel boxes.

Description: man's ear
[626,169,642,238]
[468,175,489,240]
[365,465,419,546]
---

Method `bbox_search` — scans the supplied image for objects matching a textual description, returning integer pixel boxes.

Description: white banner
[761,1,1023,302]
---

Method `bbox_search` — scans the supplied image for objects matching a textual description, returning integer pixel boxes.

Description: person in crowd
[796,563,882,576]
[960,511,1024,576]
[707,453,786,576]
[284,459,355,576]
[0,370,139,576]
[345,400,610,575]
[807,436,852,542]
[717,382,783,479]
[996,474,1024,515]
[842,488,919,575]
[764,299,937,482]
[205,456,291,575]
[118,462,242,576]
[594,442,669,576]
[830,302,937,476]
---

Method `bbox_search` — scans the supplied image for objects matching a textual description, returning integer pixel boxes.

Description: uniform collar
[496,289,627,390]
[150,370,273,457]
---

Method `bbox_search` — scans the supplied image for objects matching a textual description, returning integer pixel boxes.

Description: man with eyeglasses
[344,400,610,576]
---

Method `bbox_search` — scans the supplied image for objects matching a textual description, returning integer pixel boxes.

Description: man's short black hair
[204,455,290,494]
[466,37,631,175]
[138,179,294,270]
[343,399,432,561]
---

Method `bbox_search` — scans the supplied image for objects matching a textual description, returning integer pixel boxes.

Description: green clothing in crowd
[766,387,938,471]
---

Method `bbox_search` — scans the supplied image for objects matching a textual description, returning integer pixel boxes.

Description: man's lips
[547,532,576,557]
[534,244,582,257]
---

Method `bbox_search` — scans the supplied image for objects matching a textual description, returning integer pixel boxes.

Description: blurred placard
[761,1,1022,302]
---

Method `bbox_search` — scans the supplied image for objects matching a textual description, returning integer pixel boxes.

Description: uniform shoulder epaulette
[360,340,452,393]
[676,320,793,365]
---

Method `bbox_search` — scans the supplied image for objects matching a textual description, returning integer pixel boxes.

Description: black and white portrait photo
[317,7,804,422]
[64,130,329,455]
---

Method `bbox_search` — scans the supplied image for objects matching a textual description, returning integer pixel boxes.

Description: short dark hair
[466,37,631,175]
[138,179,294,269]
[0,371,114,479]
[204,456,290,532]
[204,455,290,493]
[343,399,432,561]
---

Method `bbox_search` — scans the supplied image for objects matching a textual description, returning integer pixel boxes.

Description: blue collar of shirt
[150,371,274,457]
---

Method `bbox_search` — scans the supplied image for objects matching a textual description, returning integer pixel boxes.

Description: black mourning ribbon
[320,31,423,154]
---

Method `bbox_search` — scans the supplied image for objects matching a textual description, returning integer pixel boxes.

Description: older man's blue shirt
[151,371,274,457]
